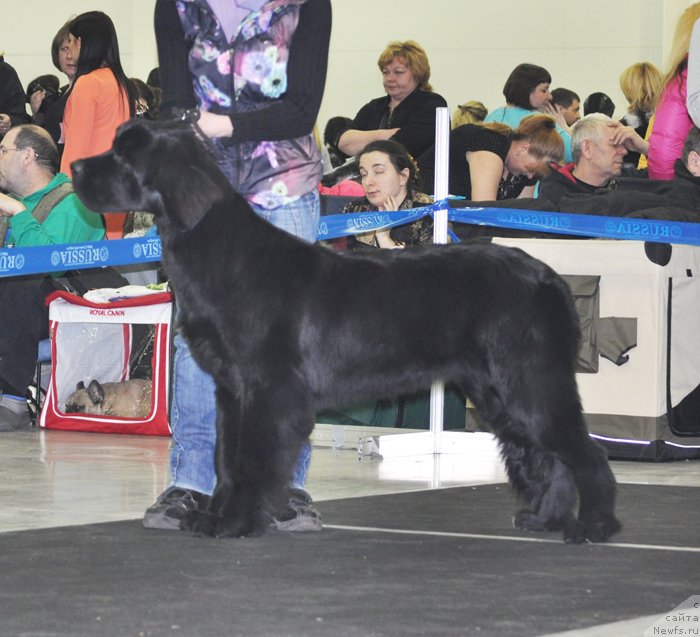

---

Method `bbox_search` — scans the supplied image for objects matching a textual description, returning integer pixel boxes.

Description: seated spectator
[452,101,488,128]
[146,67,160,89]
[538,113,647,207]
[323,116,354,169]
[537,125,700,223]
[131,77,162,120]
[337,41,447,160]
[319,117,365,196]
[619,62,662,174]
[675,126,700,183]
[0,124,106,431]
[458,122,700,244]
[485,63,572,162]
[620,125,700,213]
[26,74,60,127]
[583,92,616,117]
[418,114,564,200]
[0,56,30,138]
[343,139,432,249]
[551,88,581,126]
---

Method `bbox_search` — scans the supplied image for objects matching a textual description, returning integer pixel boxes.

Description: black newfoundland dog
[72,119,620,543]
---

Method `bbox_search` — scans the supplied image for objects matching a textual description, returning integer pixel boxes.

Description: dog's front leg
[183,384,266,538]
[193,379,310,539]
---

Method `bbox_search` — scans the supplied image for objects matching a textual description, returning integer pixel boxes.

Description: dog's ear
[113,119,155,155]
[76,381,85,391]
[86,380,105,406]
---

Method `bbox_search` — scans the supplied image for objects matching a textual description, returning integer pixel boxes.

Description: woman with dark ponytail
[60,11,135,238]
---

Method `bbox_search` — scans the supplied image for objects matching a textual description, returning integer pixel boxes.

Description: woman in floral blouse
[143,0,332,534]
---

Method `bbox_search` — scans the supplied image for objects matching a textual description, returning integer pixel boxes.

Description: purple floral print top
[175,0,322,208]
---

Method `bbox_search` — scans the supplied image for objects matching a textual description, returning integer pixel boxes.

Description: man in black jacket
[656,126,700,210]
[0,56,30,138]
[538,113,649,208]
[538,117,700,220]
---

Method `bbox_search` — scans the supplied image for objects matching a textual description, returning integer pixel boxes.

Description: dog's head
[71,119,233,230]
[64,380,106,415]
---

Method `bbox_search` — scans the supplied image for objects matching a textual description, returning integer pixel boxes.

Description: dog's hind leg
[553,429,621,544]
[467,368,620,543]
[464,382,576,532]
[517,362,620,543]
[507,379,620,543]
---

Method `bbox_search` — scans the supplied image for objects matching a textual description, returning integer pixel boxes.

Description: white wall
[2,0,158,93]
[2,0,695,132]
[320,0,670,128]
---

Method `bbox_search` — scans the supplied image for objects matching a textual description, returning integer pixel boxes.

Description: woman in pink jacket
[648,3,700,180]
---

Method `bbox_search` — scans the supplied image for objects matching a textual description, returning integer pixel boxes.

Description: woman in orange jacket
[60,11,134,238]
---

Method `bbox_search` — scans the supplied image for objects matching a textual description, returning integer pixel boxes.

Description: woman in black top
[418,114,564,200]
[337,40,447,160]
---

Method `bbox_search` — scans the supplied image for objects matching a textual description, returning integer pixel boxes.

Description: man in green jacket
[0,124,105,431]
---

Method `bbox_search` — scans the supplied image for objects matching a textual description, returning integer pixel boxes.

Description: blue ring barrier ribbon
[2,199,700,278]
[320,199,700,245]
[448,205,700,245]
[0,236,163,279]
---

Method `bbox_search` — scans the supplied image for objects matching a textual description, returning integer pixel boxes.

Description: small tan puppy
[64,379,152,418]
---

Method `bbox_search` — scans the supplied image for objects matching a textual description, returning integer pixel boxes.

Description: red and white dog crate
[39,290,173,436]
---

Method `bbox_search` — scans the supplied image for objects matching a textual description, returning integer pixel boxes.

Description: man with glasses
[0,124,104,431]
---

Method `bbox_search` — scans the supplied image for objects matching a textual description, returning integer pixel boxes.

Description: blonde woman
[618,62,662,172]
[648,2,700,179]
[337,40,447,159]
[452,101,488,129]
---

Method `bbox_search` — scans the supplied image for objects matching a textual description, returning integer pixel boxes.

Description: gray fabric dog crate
[479,239,700,461]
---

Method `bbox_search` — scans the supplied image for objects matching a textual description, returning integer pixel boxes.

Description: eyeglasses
[0,146,39,159]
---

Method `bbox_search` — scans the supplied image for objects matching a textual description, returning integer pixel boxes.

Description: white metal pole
[429,107,450,454]
[432,107,450,242]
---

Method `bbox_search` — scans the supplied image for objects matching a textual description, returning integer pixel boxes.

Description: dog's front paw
[563,514,621,544]
[213,511,267,539]
[182,509,219,537]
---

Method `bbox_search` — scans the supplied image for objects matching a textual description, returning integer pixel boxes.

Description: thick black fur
[72,120,621,543]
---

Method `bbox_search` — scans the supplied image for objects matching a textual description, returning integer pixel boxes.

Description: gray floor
[2,423,699,636]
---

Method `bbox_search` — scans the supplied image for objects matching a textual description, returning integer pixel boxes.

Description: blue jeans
[170,190,320,495]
